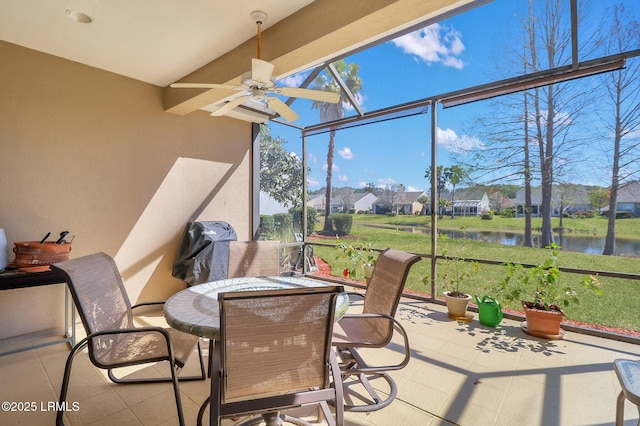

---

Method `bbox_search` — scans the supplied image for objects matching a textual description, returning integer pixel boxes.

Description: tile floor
[1,294,639,426]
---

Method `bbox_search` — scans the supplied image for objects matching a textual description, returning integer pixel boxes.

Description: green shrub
[327,214,353,235]
[273,213,293,233]
[501,208,515,218]
[481,210,493,220]
[290,207,318,236]
[574,211,595,219]
[259,215,275,239]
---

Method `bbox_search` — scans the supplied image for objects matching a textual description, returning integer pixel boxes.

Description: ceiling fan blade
[252,59,275,84]
[266,97,299,122]
[211,96,249,116]
[171,82,240,91]
[274,87,340,103]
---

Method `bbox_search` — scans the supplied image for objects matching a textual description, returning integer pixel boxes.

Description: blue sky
[268,0,639,194]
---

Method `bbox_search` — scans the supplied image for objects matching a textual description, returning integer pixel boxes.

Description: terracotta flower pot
[522,301,565,339]
[12,241,72,268]
[444,291,472,319]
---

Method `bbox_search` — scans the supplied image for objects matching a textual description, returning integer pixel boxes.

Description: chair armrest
[79,326,176,369]
[85,325,172,342]
[333,313,411,373]
[339,312,394,321]
[131,301,165,309]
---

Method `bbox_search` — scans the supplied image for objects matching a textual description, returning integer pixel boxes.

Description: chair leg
[56,340,88,426]
[616,390,625,426]
[169,356,186,426]
[208,339,214,378]
[336,347,398,412]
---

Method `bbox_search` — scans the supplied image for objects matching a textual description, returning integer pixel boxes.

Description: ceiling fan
[170,10,340,122]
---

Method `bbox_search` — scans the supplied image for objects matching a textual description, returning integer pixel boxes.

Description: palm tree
[312,60,362,232]
[445,165,468,218]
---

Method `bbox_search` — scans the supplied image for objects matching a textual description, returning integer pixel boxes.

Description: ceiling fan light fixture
[170,9,337,122]
[65,9,92,24]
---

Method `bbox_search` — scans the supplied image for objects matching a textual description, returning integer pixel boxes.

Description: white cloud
[342,93,367,111]
[307,176,319,187]
[338,174,348,182]
[407,186,424,192]
[279,72,308,88]
[391,23,465,69]
[322,163,340,172]
[437,127,484,154]
[338,147,356,160]
[308,153,318,163]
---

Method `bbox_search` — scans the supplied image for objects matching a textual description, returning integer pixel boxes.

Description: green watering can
[475,295,503,327]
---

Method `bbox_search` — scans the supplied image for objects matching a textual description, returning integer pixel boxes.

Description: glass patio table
[164,275,349,340]
[163,275,350,425]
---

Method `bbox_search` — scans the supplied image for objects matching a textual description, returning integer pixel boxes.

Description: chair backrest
[218,286,343,403]
[227,240,280,278]
[52,252,134,336]
[363,248,421,317]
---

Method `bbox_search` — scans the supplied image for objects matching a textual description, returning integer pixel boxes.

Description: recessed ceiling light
[65,9,92,24]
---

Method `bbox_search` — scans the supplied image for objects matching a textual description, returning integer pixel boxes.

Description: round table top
[163,276,350,340]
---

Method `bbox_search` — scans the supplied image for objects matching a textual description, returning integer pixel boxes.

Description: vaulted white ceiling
[0,0,314,87]
[0,0,479,118]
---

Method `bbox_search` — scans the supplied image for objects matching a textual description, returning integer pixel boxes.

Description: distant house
[352,193,378,213]
[308,194,326,211]
[441,189,490,216]
[308,192,377,214]
[513,185,592,217]
[372,190,427,215]
[400,191,428,215]
[512,189,542,217]
[613,182,640,217]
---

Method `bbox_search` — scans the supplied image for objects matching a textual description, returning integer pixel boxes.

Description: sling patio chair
[199,286,345,426]
[332,248,421,412]
[51,252,205,426]
[227,240,281,278]
[205,240,282,377]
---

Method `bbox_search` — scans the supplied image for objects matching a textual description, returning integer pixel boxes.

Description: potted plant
[335,237,377,284]
[499,243,603,339]
[439,254,478,321]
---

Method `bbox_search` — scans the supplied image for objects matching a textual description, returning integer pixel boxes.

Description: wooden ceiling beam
[163,0,474,115]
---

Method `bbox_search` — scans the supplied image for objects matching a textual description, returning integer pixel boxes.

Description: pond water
[362,224,640,257]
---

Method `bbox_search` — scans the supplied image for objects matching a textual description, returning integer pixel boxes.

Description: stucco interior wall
[0,41,252,340]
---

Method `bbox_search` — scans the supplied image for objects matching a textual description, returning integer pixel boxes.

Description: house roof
[617,182,640,203]
[442,189,486,201]
[312,192,377,206]
[513,185,592,207]
[402,191,428,203]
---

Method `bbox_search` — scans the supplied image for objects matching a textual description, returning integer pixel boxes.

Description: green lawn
[311,215,640,333]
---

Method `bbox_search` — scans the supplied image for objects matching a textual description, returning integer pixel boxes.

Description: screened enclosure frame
[255,0,640,342]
